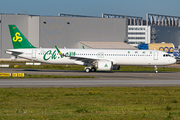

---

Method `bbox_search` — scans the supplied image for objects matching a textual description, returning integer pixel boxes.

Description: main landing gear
[154,65,158,73]
[91,67,96,72]
[85,67,96,73]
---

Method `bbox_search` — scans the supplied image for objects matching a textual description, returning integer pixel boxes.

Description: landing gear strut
[154,65,158,73]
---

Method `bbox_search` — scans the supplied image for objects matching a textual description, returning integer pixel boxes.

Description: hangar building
[0,13,128,59]
[1,13,180,59]
[103,13,180,48]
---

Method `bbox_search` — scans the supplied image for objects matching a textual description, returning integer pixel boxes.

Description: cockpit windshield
[163,54,172,57]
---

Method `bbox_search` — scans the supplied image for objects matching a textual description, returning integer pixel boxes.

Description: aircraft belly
[18,55,32,60]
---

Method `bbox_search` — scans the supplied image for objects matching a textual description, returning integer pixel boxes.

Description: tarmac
[0,67,180,87]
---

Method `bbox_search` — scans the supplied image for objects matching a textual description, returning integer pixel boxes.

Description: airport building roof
[79,41,137,49]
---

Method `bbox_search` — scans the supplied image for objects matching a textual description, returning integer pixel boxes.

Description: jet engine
[95,61,113,71]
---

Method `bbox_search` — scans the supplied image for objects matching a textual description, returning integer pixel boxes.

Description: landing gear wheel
[154,65,158,73]
[85,68,90,73]
[91,67,96,72]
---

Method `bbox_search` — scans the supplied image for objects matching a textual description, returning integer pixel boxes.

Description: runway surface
[0,68,180,87]
[0,79,180,88]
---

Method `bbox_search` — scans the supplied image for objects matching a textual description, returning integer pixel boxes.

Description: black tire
[91,67,96,72]
[85,68,90,73]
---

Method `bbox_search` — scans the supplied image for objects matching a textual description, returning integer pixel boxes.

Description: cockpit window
[163,54,172,57]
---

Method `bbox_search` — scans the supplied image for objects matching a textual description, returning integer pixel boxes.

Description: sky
[1,0,180,19]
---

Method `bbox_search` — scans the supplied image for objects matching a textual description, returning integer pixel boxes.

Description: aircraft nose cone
[173,58,177,64]
[169,58,176,64]
[171,58,177,64]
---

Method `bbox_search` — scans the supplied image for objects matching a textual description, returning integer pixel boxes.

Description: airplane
[5,25,176,73]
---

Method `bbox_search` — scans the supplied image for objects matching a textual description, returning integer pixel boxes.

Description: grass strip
[9,64,85,71]
[8,64,180,72]
[0,87,180,119]
[0,74,95,79]
[119,65,180,72]
[1,61,180,72]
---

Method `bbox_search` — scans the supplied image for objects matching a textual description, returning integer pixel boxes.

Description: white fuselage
[6,48,176,66]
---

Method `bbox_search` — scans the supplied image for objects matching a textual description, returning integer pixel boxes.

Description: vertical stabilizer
[9,25,36,49]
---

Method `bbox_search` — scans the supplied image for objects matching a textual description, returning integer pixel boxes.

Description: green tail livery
[9,25,36,49]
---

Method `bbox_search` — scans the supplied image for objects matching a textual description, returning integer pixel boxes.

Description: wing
[55,46,105,64]
[68,55,100,63]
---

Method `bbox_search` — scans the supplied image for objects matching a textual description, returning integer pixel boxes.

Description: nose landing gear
[154,65,158,73]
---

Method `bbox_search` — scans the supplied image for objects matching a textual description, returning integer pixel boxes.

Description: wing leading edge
[54,46,106,63]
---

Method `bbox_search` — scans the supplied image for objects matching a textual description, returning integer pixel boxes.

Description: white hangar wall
[39,16,127,48]
[28,16,40,48]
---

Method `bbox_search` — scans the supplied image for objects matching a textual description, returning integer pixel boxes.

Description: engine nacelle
[113,65,120,70]
[96,61,113,71]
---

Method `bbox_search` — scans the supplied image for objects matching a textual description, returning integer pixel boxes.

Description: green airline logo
[43,50,76,61]
[104,64,108,67]
[43,50,57,61]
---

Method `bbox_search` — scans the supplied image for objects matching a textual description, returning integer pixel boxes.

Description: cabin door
[32,50,36,58]
[153,51,158,60]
